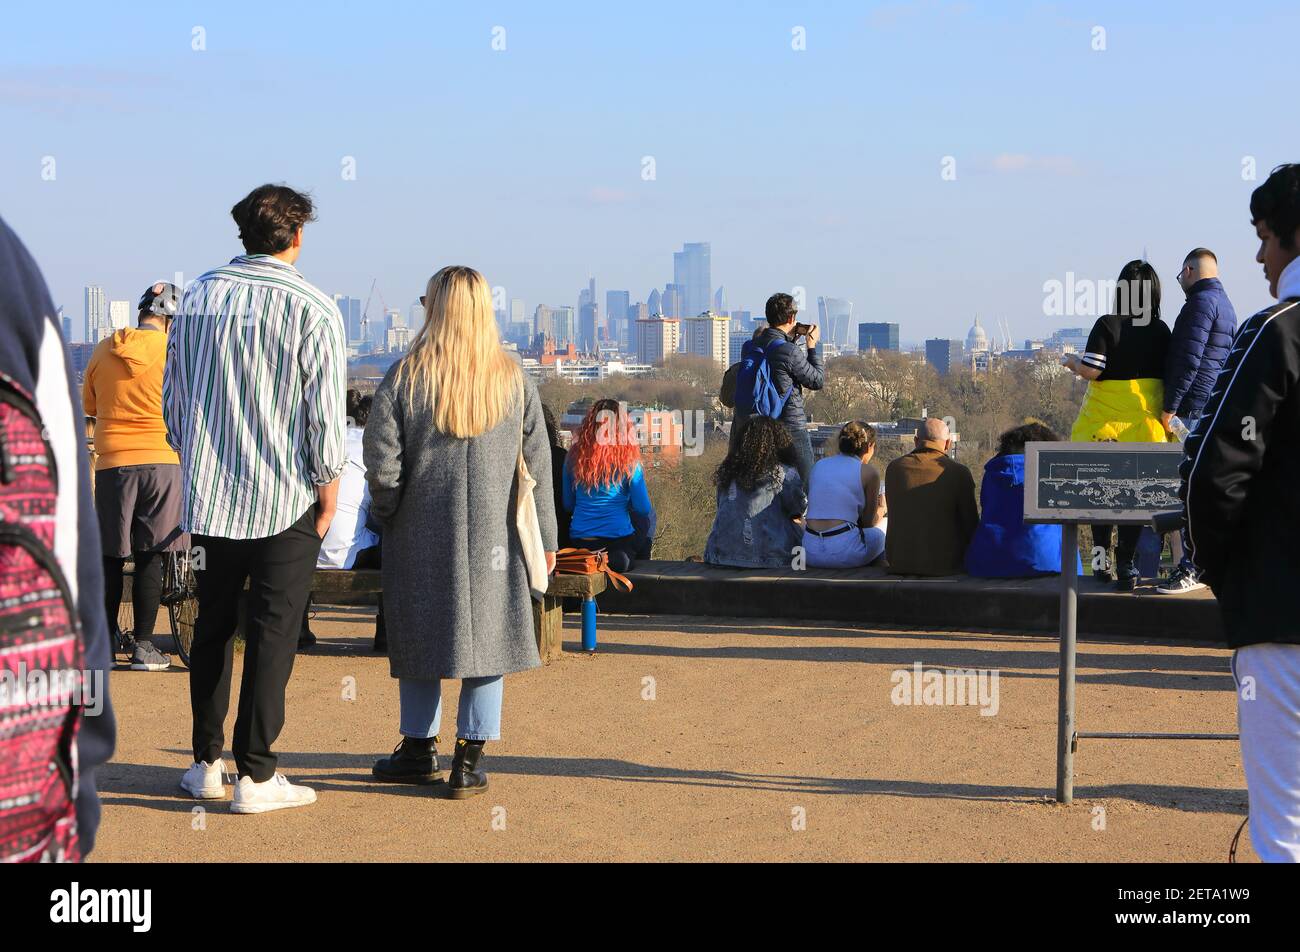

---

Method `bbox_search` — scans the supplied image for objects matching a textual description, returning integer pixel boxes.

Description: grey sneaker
[1156,566,1206,595]
[129,640,172,671]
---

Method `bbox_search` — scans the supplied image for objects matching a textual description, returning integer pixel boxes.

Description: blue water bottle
[581,595,597,652]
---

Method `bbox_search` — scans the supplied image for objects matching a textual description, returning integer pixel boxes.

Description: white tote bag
[516,417,550,600]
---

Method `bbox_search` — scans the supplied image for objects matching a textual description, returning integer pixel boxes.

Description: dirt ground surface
[93,608,1255,862]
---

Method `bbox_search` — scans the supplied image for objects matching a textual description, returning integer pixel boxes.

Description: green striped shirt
[164,254,347,540]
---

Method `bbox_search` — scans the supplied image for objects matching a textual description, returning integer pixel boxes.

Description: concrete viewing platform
[598,562,1224,645]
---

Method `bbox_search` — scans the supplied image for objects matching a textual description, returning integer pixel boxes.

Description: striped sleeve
[1080,319,1109,373]
[299,301,348,485]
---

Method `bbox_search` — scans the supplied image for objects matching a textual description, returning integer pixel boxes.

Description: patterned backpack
[0,372,83,862]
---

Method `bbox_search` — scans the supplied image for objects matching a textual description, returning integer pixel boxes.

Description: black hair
[231,184,316,255]
[997,421,1061,456]
[351,395,373,427]
[1184,247,1217,265]
[715,416,796,492]
[1251,164,1300,252]
[765,293,798,326]
[1113,259,1161,323]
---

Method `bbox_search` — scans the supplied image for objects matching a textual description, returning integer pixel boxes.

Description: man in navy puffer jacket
[1158,247,1237,594]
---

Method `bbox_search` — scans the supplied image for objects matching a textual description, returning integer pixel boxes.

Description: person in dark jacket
[1157,248,1237,594]
[884,417,979,576]
[734,293,824,486]
[0,216,116,857]
[542,406,571,549]
[965,423,1082,578]
[1180,163,1300,861]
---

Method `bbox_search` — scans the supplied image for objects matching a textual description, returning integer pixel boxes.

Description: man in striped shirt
[164,183,346,814]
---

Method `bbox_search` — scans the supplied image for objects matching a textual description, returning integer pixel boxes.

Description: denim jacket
[704,464,807,568]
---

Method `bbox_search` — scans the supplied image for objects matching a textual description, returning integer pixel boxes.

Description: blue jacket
[740,326,824,427]
[1163,277,1238,418]
[0,216,116,855]
[563,459,654,540]
[965,453,1081,578]
[705,464,807,568]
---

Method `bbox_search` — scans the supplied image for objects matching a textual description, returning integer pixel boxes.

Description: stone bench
[593,561,1225,645]
[310,569,608,662]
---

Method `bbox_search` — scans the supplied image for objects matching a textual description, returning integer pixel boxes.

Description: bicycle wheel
[165,552,199,667]
[114,564,135,661]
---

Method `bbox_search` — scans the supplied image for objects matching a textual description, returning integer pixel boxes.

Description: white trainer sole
[230,790,318,815]
[180,779,226,800]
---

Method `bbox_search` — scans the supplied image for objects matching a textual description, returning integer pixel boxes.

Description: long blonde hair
[395,266,521,438]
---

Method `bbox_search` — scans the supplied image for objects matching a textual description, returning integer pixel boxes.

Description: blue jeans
[787,424,814,489]
[399,676,503,742]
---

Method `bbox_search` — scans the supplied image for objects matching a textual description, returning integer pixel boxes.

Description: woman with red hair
[562,398,655,572]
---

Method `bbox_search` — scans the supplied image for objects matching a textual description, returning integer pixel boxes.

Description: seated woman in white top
[802,421,887,568]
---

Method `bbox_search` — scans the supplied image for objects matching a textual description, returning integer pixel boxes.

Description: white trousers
[1233,643,1300,862]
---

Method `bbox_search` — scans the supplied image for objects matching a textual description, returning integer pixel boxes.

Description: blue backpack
[734,338,792,419]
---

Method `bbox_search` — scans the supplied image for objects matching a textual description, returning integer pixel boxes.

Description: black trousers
[190,508,321,781]
[1092,524,1140,577]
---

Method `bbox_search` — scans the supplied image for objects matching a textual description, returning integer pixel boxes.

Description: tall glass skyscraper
[817,297,853,348]
[83,285,106,344]
[673,242,710,317]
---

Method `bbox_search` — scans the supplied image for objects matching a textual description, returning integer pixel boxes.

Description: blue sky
[2,0,1295,344]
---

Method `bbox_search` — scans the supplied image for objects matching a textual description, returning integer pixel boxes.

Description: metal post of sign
[1055,523,1078,804]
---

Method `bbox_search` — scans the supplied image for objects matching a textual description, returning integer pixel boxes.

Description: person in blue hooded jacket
[1156,248,1238,595]
[965,423,1082,578]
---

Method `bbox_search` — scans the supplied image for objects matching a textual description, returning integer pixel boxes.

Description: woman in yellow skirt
[1061,260,1173,590]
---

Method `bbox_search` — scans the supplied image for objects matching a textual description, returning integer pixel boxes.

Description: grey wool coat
[363,363,558,680]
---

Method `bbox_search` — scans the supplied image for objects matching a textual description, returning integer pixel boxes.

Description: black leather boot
[447,738,488,799]
[373,735,441,784]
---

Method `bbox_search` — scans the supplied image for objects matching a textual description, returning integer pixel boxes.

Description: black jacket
[0,216,116,854]
[1180,296,1300,648]
[749,326,825,427]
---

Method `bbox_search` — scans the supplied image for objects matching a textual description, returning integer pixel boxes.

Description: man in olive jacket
[884,417,978,576]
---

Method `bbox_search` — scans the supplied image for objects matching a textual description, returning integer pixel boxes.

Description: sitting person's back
[705,416,807,568]
[965,423,1081,578]
[318,394,380,569]
[803,421,886,568]
[563,398,655,572]
[884,417,978,576]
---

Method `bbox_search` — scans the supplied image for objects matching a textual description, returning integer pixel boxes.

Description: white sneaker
[179,759,228,799]
[1156,567,1207,595]
[230,773,317,814]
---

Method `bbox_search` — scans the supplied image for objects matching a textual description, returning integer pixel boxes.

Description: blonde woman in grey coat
[363,266,557,798]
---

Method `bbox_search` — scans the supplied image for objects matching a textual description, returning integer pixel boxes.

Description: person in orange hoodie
[83,282,186,671]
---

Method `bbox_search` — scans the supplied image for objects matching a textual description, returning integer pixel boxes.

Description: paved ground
[93,608,1255,862]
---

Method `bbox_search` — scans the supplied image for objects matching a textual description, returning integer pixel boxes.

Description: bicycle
[112,551,199,667]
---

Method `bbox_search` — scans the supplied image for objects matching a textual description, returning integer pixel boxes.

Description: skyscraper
[817,297,853,349]
[83,285,106,344]
[647,288,662,317]
[334,295,364,341]
[858,322,900,352]
[578,301,600,352]
[713,285,727,317]
[660,283,685,319]
[925,338,964,375]
[535,305,575,346]
[605,290,629,351]
[109,300,131,332]
[673,242,711,318]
